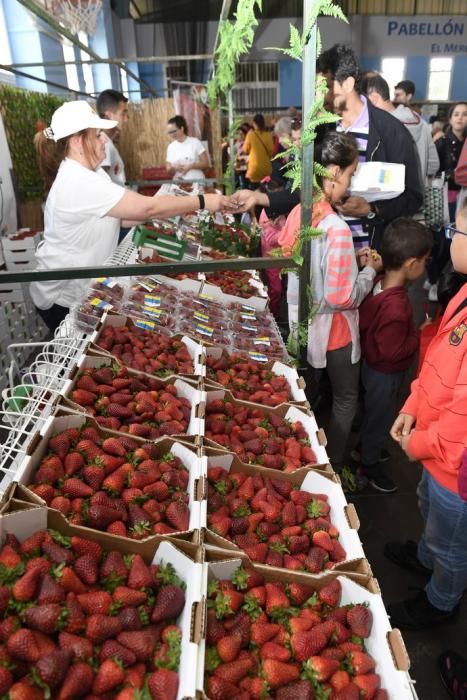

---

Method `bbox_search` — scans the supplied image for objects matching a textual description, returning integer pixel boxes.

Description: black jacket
[436,128,465,191]
[364,101,423,249]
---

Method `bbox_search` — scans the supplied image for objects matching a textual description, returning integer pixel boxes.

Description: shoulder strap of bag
[449,297,467,323]
[253,130,270,158]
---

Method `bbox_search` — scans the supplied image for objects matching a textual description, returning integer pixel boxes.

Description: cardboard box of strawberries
[13,413,206,544]
[199,553,414,699]
[0,491,203,699]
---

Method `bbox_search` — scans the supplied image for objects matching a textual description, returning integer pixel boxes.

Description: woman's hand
[204,193,237,213]
[390,413,416,443]
[230,189,270,212]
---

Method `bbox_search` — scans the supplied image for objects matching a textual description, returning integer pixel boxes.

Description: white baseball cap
[46,100,118,141]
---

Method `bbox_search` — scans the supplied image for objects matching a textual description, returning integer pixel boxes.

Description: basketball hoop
[42,0,103,35]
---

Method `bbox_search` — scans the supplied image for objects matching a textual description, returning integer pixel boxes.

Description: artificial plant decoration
[0,85,64,201]
[207,0,262,109]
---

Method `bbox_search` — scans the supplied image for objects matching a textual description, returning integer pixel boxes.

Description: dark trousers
[313,343,360,469]
[360,360,406,467]
[35,304,69,333]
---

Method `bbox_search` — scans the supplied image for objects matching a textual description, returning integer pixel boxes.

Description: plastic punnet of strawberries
[204,399,317,471]
[206,354,292,406]
[0,530,186,699]
[204,271,259,299]
[96,326,195,378]
[69,365,191,439]
[207,469,346,572]
[29,424,190,538]
[204,567,388,700]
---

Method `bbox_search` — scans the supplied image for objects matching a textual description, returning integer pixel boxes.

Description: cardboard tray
[201,450,364,568]
[0,487,203,700]
[57,354,206,439]
[203,388,329,469]
[12,413,206,545]
[198,551,414,700]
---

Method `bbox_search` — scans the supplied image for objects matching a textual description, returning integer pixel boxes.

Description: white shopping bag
[350,161,406,201]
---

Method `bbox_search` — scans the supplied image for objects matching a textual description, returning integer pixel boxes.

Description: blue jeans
[361,361,406,466]
[417,470,467,611]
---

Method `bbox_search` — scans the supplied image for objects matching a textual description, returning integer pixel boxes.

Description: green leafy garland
[269,0,348,351]
[0,85,64,200]
[207,0,262,108]
[223,114,243,195]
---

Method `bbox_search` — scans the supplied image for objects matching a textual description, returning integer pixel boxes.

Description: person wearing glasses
[165,115,209,182]
[387,196,467,631]
[31,101,230,332]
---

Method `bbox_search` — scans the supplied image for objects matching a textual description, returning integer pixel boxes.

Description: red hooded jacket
[359,279,419,373]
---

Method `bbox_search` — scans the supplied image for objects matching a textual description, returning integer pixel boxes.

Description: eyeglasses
[445,224,467,239]
[291,118,302,129]
[167,129,178,135]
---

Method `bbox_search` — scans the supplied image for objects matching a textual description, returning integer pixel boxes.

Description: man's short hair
[381,218,433,271]
[395,80,415,97]
[316,44,362,92]
[364,74,390,102]
[96,90,128,118]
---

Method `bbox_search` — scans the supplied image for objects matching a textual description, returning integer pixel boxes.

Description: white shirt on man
[30,158,125,310]
[101,137,126,186]
[166,136,206,181]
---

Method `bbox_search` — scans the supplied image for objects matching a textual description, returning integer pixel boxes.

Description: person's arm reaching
[107,190,232,220]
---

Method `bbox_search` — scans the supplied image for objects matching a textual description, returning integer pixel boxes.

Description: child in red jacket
[386,197,467,630]
[358,218,433,493]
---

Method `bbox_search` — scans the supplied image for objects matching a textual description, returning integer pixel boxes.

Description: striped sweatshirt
[279,199,376,368]
[403,283,467,494]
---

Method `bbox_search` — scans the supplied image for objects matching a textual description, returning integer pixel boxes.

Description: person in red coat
[358,218,433,493]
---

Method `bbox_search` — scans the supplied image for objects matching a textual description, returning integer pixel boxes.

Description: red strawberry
[148,668,179,700]
[118,607,142,631]
[37,574,66,604]
[71,389,97,406]
[107,521,128,537]
[11,567,41,602]
[207,675,240,700]
[92,658,125,694]
[291,629,327,661]
[312,530,334,552]
[82,465,105,490]
[57,566,87,594]
[102,437,127,457]
[275,680,314,700]
[346,604,372,638]
[19,531,46,556]
[48,433,71,459]
[70,536,102,560]
[0,666,13,695]
[318,579,341,607]
[265,582,289,615]
[113,587,147,607]
[329,669,351,691]
[8,678,45,700]
[287,583,313,606]
[217,635,242,663]
[50,496,71,515]
[100,551,128,582]
[262,659,300,689]
[61,478,94,499]
[126,555,152,590]
[304,547,328,573]
[35,649,73,689]
[102,469,127,496]
[260,642,291,662]
[63,592,86,634]
[304,655,340,682]
[74,555,99,586]
[87,504,122,529]
[57,661,94,699]
[250,622,281,646]
[353,673,381,699]
[23,603,66,635]
[348,650,376,675]
[214,657,254,684]
[77,591,112,615]
[41,540,73,565]
[7,629,41,662]
[59,630,93,659]
[86,614,122,644]
[166,500,190,531]
[77,374,100,392]
[30,484,55,504]
[99,640,136,667]
[151,585,185,623]
[116,630,157,661]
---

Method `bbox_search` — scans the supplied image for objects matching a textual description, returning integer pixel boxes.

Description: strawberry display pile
[28,424,191,538]
[205,399,317,471]
[204,271,260,299]
[207,469,346,572]
[96,325,195,377]
[204,568,387,700]
[0,530,186,699]
[69,365,192,438]
[198,218,258,257]
[206,354,292,406]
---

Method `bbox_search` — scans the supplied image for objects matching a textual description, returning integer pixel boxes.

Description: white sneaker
[428,283,438,302]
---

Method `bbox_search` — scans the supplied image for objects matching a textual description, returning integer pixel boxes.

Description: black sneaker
[350,447,390,463]
[384,540,433,577]
[369,468,397,494]
[438,650,467,700]
[388,589,456,631]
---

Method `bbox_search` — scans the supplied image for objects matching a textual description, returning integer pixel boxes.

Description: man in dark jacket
[317,45,423,251]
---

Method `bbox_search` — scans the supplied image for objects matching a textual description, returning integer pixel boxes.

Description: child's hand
[356,246,371,268]
[366,250,383,272]
[400,433,416,461]
[390,412,416,442]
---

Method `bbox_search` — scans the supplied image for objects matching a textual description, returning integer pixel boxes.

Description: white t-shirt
[166,136,206,181]
[101,137,126,186]
[30,158,125,310]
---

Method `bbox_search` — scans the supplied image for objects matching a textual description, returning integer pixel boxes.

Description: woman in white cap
[31,100,230,331]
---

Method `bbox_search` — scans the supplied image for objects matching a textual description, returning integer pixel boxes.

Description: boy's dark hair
[96,90,128,118]
[253,113,266,130]
[168,115,188,134]
[381,218,433,270]
[316,44,361,92]
[395,80,415,96]
[314,131,358,187]
[364,74,390,102]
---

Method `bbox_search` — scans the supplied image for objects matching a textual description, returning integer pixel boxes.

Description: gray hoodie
[393,105,439,184]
